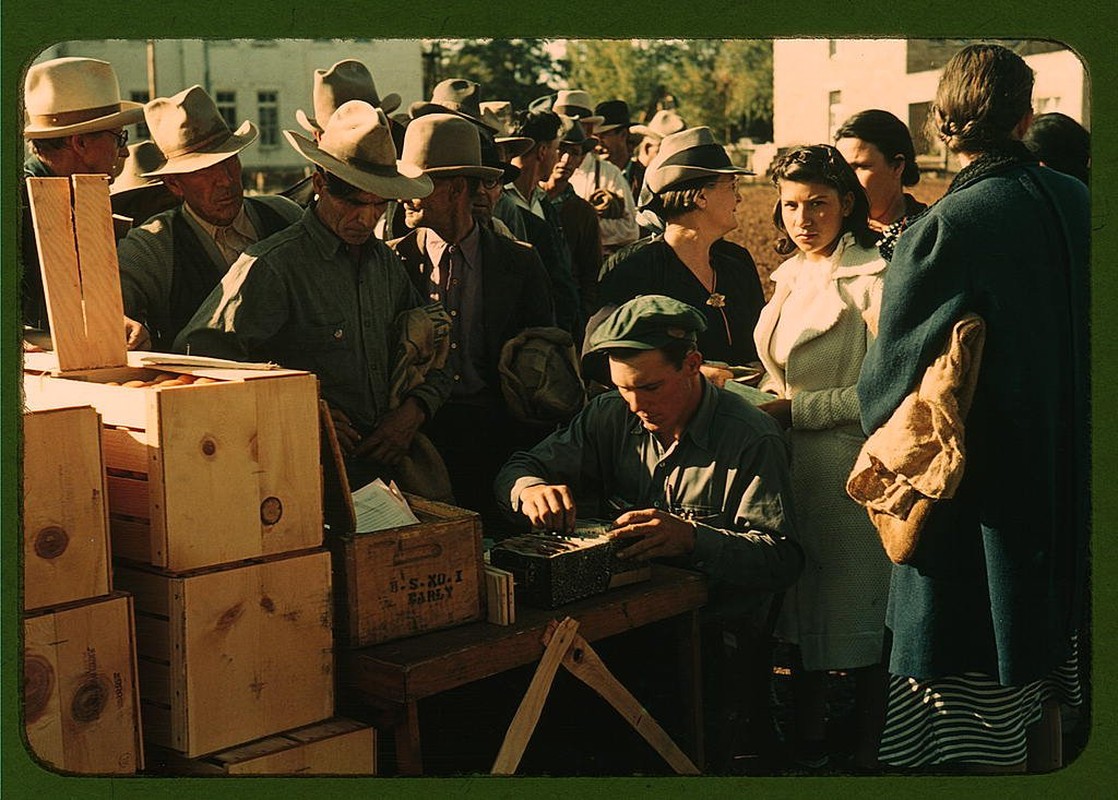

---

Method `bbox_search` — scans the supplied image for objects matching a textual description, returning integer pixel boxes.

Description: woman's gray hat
[644,126,753,194]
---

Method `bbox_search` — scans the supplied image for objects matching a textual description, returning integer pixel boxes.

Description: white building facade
[34,39,424,184]
[772,39,1088,166]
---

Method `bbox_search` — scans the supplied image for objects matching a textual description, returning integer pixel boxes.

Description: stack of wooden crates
[22,174,374,775]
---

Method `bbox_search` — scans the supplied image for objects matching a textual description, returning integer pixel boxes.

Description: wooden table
[338,564,708,775]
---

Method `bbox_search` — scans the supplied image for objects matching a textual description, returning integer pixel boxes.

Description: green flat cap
[585,295,707,353]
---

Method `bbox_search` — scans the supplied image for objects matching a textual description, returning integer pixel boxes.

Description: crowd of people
[20,42,1090,775]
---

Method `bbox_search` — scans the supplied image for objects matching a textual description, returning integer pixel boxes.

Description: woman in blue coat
[857,43,1090,771]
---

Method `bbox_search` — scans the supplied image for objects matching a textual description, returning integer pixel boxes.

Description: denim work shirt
[496,380,802,620]
[177,205,453,434]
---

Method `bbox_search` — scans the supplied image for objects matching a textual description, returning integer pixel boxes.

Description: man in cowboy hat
[116,85,301,351]
[283,58,403,206]
[390,112,555,534]
[178,101,452,489]
[541,118,603,322]
[546,90,639,254]
[495,294,801,769]
[504,108,581,337]
[593,99,643,198]
[21,56,147,344]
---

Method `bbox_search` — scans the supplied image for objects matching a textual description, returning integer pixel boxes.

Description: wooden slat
[133,614,171,660]
[109,516,154,563]
[106,474,150,519]
[26,177,86,366]
[113,563,171,616]
[137,658,173,706]
[23,594,142,774]
[101,426,151,476]
[141,701,174,750]
[71,174,127,370]
[22,407,112,611]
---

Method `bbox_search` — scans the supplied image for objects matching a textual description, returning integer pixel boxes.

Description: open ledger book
[352,478,420,533]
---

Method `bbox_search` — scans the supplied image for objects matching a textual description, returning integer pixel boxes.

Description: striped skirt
[878,637,1081,767]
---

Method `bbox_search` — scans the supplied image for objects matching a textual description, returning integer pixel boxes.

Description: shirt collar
[424,221,480,271]
[625,377,718,451]
[304,202,348,259]
[184,200,253,241]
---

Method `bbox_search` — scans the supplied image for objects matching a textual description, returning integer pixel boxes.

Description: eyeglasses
[101,129,129,148]
[480,177,503,190]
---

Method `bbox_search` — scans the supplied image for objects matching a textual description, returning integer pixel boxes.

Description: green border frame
[3,2,1114,797]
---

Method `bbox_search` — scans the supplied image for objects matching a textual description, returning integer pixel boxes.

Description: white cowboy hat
[630,109,687,141]
[552,90,604,128]
[295,59,401,134]
[400,112,504,181]
[284,100,433,199]
[142,85,258,177]
[24,57,143,139]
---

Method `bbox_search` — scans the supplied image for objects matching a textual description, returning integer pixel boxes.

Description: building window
[1036,96,1061,113]
[828,39,838,58]
[257,91,279,147]
[908,101,938,156]
[130,91,150,140]
[828,91,843,139]
[216,91,238,130]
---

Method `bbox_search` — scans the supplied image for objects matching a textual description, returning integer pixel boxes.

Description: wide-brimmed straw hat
[593,100,635,134]
[644,126,753,194]
[24,57,144,139]
[110,141,167,197]
[479,100,534,159]
[400,112,504,181]
[296,59,401,134]
[284,100,432,199]
[630,109,687,141]
[551,90,604,128]
[142,86,257,177]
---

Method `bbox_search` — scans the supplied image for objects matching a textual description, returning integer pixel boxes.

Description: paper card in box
[23,368,323,572]
[328,496,486,647]
[113,549,334,757]
[22,406,112,611]
[23,593,143,774]
[146,717,375,775]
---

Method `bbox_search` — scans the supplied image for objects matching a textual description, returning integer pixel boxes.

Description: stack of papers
[352,479,420,533]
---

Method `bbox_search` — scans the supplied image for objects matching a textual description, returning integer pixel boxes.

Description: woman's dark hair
[930,43,1035,154]
[642,174,720,222]
[834,109,920,186]
[1023,112,1090,185]
[769,144,875,256]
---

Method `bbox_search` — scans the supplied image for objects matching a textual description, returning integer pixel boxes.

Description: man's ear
[683,348,703,376]
[311,169,326,197]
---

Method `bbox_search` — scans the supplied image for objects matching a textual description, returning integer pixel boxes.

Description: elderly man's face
[596,127,632,168]
[164,155,244,226]
[77,128,129,177]
[551,142,586,184]
[609,347,702,441]
[403,176,460,232]
[312,171,389,246]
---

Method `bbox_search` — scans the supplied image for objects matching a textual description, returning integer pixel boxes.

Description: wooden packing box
[23,175,323,572]
[147,717,375,775]
[327,496,486,648]
[22,406,112,612]
[113,549,335,757]
[24,592,143,774]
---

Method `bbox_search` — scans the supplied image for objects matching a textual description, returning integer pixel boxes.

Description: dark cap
[585,295,707,353]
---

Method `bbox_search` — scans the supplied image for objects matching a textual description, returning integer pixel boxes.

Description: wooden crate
[23,592,143,774]
[22,406,112,612]
[327,497,485,647]
[113,549,335,757]
[23,174,322,572]
[147,717,375,775]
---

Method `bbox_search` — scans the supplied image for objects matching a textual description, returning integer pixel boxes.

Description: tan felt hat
[285,100,433,199]
[141,85,257,177]
[296,59,401,134]
[24,57,143,138]
[400,112,504,181]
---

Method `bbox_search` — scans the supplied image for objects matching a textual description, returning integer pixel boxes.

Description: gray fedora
[644,126,753,194]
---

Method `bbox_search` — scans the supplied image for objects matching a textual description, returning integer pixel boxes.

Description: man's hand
[329,406,362,456]
[357,398,425,466]
[518,484,577,534]
[124,316,151,350]
[611,509,696,561]
[757,398,792,430]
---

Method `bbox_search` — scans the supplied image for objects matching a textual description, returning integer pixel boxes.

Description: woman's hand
[758,398,793,430]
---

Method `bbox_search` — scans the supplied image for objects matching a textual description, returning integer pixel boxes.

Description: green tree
[423,39,565,110]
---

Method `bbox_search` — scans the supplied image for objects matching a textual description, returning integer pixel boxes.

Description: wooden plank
[26,177,86,366]
[23,594,142,774]
[109,516,154,563]
[22,407,112,611]
[140,701,173,750]
[71,174,127,370]
[113,563,172,616]
[491,617,580,775]
[153,551,335,756]
[100,426,150,476]
[137,658,173,706]
[105,474,149,519]
[133,614,171,660]
[249,373,323,557]
[23,371,149,430]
